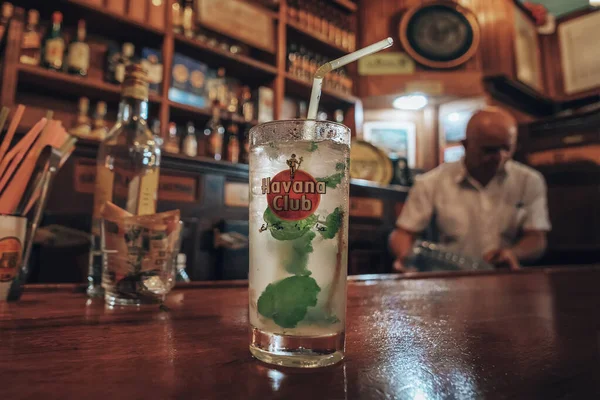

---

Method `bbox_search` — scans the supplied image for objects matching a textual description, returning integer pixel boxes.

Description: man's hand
[484,249,521,271]
[393,259,417,273]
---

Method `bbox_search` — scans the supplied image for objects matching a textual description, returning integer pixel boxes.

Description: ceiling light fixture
[392,94,428,110]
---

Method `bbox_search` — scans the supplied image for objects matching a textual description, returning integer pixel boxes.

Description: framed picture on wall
[559,11,600,95]
[362,121,416,168]
[443,144,465,163]
[513,5,543,92]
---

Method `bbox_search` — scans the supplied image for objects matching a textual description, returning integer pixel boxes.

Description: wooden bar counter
[2,267,600,399]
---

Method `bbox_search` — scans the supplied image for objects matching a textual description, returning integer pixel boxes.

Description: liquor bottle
[90,101,108,141]
[204,102,225,161]
[215,68,228,110]
[175,253,191,282]
[299,46,310,80]
[114,42,135,83]
[19,9,41,66]
[334,109,344,123]
[182,0,195,38]
[0,2,13,47]
[298,101,308,119]
[240,86,254,122]
[69,97,92,138]
[182,121,198,157]
[164,122,181,154]
[241,124,250,164]
[226,121,240,164]
[41,12,65,71]
[287,43,298,75]
[67,20,90,76]
[87,64,161,298]
[172,0,183,34]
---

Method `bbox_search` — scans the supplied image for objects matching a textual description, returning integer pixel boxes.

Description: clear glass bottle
[182,121,198,157]
[90,101,109,141]
[182,0,195,38]
[172,0,183,34]
[87,64,161,299]
[41,12,65,71]
[69,97,92,138]
[241,86,254,122]
[164,122,181,154]
[287,43,298,75]
[67,20,90,76]
[0,2,14,47]
[19,9,41,66]
[204,102,225,161]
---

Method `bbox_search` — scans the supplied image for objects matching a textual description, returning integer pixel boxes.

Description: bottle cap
[52,11,62,24]
[122,64,149,100]
[122,42,135,57]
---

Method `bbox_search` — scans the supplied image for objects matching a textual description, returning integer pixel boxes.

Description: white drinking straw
[307,37,394,120]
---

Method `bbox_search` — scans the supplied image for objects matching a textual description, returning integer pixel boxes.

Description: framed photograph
[513,5,543,92]
[362,121,416,168]
[559,11,600,95]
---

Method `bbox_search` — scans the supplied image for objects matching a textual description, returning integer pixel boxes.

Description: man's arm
[389,177,435,271]
[484,230,547,270]
[389,228,416,271]
[485,171,551,270]
[511,230,547,262]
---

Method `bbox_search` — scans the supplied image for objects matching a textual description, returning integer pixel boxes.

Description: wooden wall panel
[357,0,518,98]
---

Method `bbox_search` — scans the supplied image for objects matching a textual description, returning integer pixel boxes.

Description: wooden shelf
[174,34,278,82]
[286,20,348,54]
[333,0,358,12]
[63,0,164,36]
[285,73,358,107]
[169,100,258,126]
[17,64,162,104]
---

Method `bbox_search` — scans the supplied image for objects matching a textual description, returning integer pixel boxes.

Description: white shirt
[397,160,551,260]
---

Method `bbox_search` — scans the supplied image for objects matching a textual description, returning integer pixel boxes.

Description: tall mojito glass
[248,120,350,368]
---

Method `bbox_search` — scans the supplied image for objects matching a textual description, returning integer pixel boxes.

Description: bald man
[389,107,551,271]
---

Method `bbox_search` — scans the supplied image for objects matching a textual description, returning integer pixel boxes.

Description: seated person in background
[389,106,551,272]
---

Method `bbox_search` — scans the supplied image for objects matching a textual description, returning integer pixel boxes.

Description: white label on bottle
[67,43,90,72]
[44,38,65,68]
[115,64,125,83]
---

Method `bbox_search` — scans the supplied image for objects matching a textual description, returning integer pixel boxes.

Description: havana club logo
[261,154,325,220]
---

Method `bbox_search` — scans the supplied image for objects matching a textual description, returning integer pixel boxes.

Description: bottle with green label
[41,11,65,71]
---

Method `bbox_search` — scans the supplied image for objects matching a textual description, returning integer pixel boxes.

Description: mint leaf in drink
[285,230,316,276]
[318,207,342,239]
[317,172,344,189]
[308,141,318,152]
[257,276,321,328]
[335,162,345,171]
[263,208,317,241]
